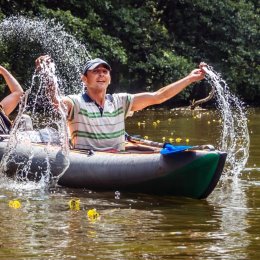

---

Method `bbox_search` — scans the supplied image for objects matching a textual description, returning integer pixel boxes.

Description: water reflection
[0,108,257,259]
[208,177,249,260]
[0,186,252,260]
[127,108,253,259]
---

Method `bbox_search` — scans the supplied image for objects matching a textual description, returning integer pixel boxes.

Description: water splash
[0,15,94,188]
[204,67,250,252]
[204,66,250,176]
[0,16,249,183]
[0,15,91,94]
[0,71,70,188]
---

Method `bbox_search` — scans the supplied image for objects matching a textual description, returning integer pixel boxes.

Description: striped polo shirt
[67,92,134,151]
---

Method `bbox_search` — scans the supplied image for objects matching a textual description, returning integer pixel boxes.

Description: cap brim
[88,63,110,71]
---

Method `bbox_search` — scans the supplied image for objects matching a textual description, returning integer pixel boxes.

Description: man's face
[83,65,111,92]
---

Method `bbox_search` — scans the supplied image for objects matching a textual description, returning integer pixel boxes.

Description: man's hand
[188,62,208,83]
[35,55,53,71]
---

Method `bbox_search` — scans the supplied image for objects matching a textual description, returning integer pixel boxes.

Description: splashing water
[0,15,250,190]
[205,67,250,240]
[204,66,250,176]
[0,16,93,189]
[0,68,70,188]
[0,15,91,93]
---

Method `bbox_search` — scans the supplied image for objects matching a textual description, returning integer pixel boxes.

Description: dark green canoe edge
[199,152,227,199]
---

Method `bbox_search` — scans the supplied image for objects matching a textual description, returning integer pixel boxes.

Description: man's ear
[81,74,88,84]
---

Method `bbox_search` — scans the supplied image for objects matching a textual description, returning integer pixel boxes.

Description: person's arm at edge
[0,66,24,116]
[131,64,206,112]
[62,96,74,117]
[35,55,73,116]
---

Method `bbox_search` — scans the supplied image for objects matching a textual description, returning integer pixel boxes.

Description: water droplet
[115,191,120,199]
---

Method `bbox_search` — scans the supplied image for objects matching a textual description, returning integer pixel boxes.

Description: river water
[0,107,259,260]
[0,15,258,260]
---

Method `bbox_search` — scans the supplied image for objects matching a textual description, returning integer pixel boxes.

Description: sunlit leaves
[0,0,258,104]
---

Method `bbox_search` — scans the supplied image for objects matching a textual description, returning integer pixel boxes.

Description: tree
[158,0,259,104]
[0,0,259,105]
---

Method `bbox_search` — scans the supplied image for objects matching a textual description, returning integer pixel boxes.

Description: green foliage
[38,5,128,63]
[158,0,259,103]
[0,0,259,105]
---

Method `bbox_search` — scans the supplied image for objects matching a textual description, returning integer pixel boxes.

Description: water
[0,16,92,185]
[0,15,91,94]
[126,108,259,260]
[0,16,258,260]
[0,59,71,186]
[0,108,259,259]
[204,66,250,176]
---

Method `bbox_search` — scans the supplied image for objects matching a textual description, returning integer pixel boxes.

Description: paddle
[126,133,164,148]
[126,133,193,155]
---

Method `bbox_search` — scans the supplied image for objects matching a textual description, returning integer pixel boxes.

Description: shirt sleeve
[113,93,134,118]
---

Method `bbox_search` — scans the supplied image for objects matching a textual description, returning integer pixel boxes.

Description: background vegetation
[0,0,259,106]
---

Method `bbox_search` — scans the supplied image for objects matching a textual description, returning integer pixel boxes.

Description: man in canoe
[0,66,24,134]
[36,56,206,151]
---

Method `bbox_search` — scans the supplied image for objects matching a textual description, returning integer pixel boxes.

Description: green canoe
[0,140,226,199]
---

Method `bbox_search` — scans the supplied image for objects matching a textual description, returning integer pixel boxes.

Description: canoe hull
[0,141,226,199]
[59,149,226,199]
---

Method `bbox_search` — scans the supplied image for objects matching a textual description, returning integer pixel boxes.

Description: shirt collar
[82,92,113,103]
[82,92,93,103]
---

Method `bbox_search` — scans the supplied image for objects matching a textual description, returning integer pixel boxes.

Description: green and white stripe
[67,93,133,151]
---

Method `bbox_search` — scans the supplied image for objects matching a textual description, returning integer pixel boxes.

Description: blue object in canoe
[160,143,193,155]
